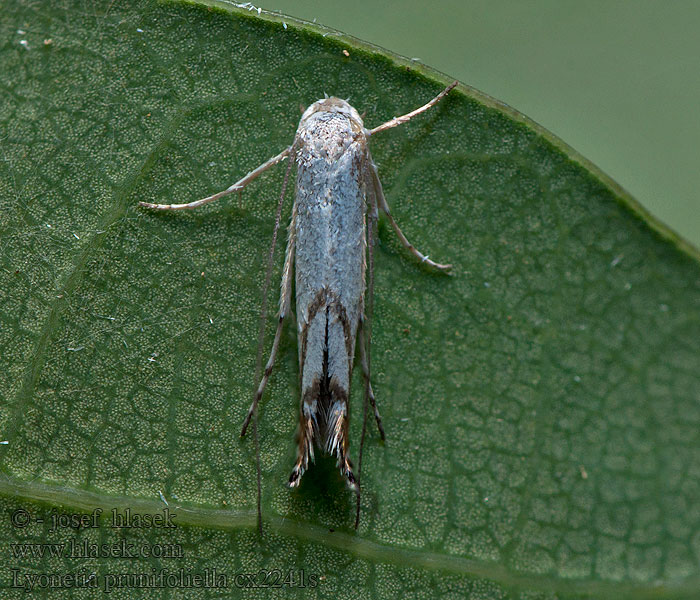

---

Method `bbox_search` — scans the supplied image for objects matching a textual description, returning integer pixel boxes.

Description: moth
[140,81,457,531]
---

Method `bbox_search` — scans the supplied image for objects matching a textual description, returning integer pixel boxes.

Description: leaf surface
[1,1,699,598]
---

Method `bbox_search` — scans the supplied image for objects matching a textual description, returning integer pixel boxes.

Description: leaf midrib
[0,474,694,598]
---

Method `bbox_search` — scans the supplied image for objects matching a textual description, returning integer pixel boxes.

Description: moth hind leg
[358,319,385,440]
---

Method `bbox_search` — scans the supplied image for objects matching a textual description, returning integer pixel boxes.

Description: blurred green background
[263,0,700,249]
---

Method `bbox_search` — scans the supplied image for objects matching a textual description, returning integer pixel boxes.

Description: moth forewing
[138,81,458,532]
[288,98,369,491]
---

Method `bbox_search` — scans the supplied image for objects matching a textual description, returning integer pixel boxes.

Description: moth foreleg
[369,162,452,271]
[358,318,385,440]
[139,146,292,211]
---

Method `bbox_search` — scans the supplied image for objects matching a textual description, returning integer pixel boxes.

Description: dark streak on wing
[299,289,355,393]
[327,290,354,362]
[299,288,328,380]
[298,287,356,444]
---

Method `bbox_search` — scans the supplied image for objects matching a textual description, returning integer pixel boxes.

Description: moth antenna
[249,144,297,535]
[139,147,291,211]
[368,81,458,137]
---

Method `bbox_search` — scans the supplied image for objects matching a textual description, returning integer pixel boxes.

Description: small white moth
[140,81,457,531]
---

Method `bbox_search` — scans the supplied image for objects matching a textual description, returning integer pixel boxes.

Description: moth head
[300,97,364,130]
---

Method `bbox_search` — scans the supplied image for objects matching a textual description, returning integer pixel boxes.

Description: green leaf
[1,0,699,598]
